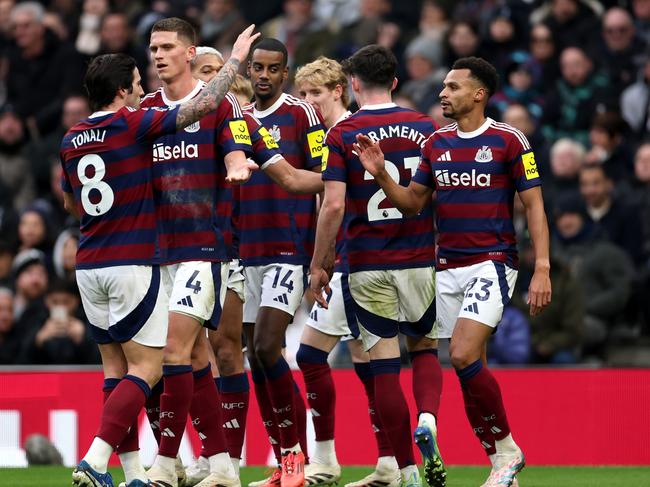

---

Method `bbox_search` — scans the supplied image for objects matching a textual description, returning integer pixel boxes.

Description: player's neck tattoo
[176,57,240,129]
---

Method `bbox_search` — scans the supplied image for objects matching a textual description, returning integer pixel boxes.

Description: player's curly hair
[341,45,397,90]
[452,57,499,98]
[295,56,350,108]
[84,53,136,112]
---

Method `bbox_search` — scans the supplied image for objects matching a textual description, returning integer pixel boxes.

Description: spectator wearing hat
[489,51,544,121]
[11,249,49,343]
[620,56,650,143]
[0,106,35,212]
[399,35,445,113]
[18,279,98,364]
[551,194,634,360]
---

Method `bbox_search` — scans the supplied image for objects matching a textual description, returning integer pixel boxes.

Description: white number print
[364,156,420,222]
[77,154,114,216]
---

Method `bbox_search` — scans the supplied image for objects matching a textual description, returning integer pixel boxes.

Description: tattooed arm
[176,25,259,129]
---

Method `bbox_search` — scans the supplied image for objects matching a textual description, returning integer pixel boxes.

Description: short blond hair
[231,74,253,103]
[295,56,349,108]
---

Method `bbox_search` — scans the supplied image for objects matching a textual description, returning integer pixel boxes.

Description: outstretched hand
[226,160,258,184]
[353,134,385,177]
[230,24,261,63]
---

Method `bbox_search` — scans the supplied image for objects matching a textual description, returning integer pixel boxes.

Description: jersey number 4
[77,154,115,216]
[364,156,419,222]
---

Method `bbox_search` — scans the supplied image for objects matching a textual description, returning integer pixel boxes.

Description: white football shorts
[226,259,245,303]
[243,263,307,324]
[306,272,357,339]
[77,265,169,347]
[163,261,229,328]
[348,266,437,351]
[435,260,518,339]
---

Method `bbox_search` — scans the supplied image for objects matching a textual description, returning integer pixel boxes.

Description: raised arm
[354,133,432,217]
[176,25,260,129]
[518,186,552,316]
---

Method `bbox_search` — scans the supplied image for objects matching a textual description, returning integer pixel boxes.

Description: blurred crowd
[1,0,650,366]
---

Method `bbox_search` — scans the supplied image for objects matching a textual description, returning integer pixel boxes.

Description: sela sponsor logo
[222,402,246,410]
[475,145,493,163]
[229,120,251,145]
[434,169,491,187]
[153,141,199,162]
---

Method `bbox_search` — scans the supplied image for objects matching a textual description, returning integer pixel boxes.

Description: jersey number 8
[77,154,115,216]
[364,156,419,222]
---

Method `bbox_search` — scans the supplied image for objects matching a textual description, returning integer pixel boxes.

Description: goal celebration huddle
[60,19,551,487]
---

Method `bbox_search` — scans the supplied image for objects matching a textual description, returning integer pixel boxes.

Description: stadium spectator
[17,207,51,260]
[52,228,79,285]
[514,242,583,364]
[620,56,650,142]
[97,12,149,79]
[17,279,97,364]
[529,0,602,52]
[261,0,334,74]
[584,112,635,184]
[334,0,391,59]
[541,46,611,147]
[200,0,247,54]
[0,241,14,287]
[0,106,35,212]
[579,163,644,265]
[0,287,21,364]
[417,0,449,45]
[11,248,48,331]
[544,138,585,217]
[400,35,445,113]
[551,195,633,360]
[595,7,647,93]
[444,21,485,67]
[74,0,109,55]
[26,94,90,195]
[6,1,84,137]
[633,0,650,45]
[528,23,560,95]
[489,51,543,121]
[488,306,531,365]
[481,8,520,75]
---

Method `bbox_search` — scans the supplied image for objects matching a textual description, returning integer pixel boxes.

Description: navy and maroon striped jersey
[413,117,541,270]
[60,105,178,269]
[323,103,437,272]
[140,82,252,264]
[237,93,326,266]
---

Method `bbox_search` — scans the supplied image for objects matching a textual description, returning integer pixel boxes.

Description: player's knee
[254,337,281,368]
[163,337,192,365]
[449,346,473,370]
[216,345,237,371]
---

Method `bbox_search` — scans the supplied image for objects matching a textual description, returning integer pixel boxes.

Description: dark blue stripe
[432,134,507,149]
[455,359,483,381]
[264,356,290,381]
[340,273,359,338]
[163,364,193,376]
[206,262,224,330]
[80,201,156,221]
[193,364,211,379]
[157,216,226,234]
[238,198,315,214]
[346,234,435,252]
[89,323,113,344]
[399,294,436,337]
[103,378,120,391]
[250,367,266,384]
[494,261,511,306]
[437,218,514,234]
[370,357,401,375]
[124,374,152,397]
[159,246,230,264]
[296,344,329,364]
[239,227,313,246]
[437,188,513,204]
[353,362,373,381]
[79,229,157,249]
[354,303,399,339]
[241,254,310,267]
[220,372,250,393]
[437,245,517,258]
[108,266,161,343]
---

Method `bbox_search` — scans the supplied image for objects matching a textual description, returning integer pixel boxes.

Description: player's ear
[391,77,398,92]
[282,65,289,83]
[187,45,196,63]
[474,87,485,103]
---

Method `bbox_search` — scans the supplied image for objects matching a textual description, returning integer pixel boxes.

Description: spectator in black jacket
[6,2,84,137]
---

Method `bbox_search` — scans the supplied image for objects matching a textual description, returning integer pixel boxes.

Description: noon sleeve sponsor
[229,120,252,145]
[521,150,539,180]
[307,129,326,162]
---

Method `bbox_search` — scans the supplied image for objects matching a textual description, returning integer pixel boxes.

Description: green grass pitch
[1,466,649,487]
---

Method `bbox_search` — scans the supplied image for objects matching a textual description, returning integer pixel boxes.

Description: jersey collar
[359,103,397,110]
[89,110,115,118]
[253,93,287,118]
[457,117,493,139]
[161,79,205,107]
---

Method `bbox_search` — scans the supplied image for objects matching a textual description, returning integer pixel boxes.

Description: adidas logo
[177,296,194,307]
[278,419,294,428]
[490,426,502,434]
[150,420,160,430]
[161,428,175,438]
[224,419,240,429]
[269,436,279,445]
[310,409,320,417]
[437,150,451,161]
[273,293,289,305]
[463,302,479,314]
[199,432,207,440]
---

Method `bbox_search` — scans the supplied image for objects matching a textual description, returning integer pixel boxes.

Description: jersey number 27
[364,156,419,222]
